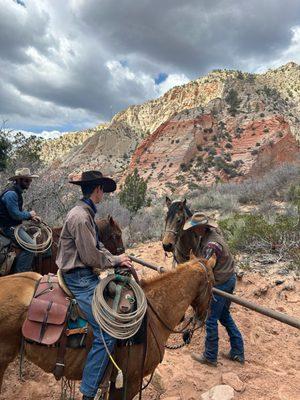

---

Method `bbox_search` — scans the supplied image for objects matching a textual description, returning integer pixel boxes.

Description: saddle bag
[0,233,15,276]
[22,274,70,345]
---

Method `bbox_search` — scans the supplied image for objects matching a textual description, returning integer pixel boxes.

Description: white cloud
[0,0,300,134]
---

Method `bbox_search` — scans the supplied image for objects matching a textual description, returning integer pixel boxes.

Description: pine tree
[119,168,147,213]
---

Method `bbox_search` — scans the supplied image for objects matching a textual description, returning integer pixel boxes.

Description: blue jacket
[0,185,31,228]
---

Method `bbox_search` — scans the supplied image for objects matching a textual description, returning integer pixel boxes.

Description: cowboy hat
[183,212,218,231]
[9,168,39,181]
[68,170,116,193]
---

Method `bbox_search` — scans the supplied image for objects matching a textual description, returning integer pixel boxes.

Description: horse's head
[162,197,192,253]
[96,216,125,255]
[189,252,216,324]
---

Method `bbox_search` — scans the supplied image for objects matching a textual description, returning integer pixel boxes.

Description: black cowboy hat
[68,170,116,193]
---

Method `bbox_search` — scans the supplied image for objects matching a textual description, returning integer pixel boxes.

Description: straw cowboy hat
[68,170,116,193]
[9,168,39,181]
[183,212,218,231]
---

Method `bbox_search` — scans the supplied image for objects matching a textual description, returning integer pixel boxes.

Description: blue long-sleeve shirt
[1,190,31,222]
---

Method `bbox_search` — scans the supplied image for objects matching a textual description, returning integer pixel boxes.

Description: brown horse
[31,215,124,275]
[0,254,216,399]
[162,197,198,264]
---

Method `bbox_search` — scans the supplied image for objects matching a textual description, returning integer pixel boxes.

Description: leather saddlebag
[22,274,70,345]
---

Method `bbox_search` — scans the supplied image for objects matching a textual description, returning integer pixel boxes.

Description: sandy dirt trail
[1,241,299,400]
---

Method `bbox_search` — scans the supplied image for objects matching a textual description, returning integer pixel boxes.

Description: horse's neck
[146,265,202,332]
[175,230,199,262]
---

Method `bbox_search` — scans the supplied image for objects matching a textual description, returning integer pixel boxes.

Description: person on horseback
[0,168,41,273]
[56,170,132,400]
[183,212,244,367]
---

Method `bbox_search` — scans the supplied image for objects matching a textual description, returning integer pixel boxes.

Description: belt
[63,266,93,275]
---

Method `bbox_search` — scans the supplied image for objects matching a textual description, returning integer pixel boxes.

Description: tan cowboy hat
[68,170,116,193]
[183,212,218,231]
[9,168,39,181]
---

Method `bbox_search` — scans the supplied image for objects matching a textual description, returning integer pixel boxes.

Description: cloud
[0,0,300,134]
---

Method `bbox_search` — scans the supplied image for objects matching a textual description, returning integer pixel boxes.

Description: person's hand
[29,211,41,222]
[30,210,37,219]
[117,254,133,269]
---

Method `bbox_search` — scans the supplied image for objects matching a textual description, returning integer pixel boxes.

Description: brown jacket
[196,228,235,285]
[56,201,121,272]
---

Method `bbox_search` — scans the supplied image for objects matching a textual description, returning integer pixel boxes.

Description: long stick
[129,255,300,330]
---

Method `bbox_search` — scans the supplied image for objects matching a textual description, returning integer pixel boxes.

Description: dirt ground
[1,241,299,400]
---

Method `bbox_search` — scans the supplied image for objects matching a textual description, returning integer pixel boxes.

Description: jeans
[204,274,244,362]
[63,268,116,398]
[2,226,35,273]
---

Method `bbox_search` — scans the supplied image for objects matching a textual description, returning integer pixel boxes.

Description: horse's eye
[177,218,182,223]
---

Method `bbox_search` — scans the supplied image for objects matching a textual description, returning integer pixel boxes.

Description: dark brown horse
[31,215,124,275]
[162,197,198,264]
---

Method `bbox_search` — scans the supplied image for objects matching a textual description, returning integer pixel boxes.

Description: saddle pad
[22,273,70,346]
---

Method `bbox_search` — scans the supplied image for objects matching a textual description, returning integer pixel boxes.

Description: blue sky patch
[155,72,168,85]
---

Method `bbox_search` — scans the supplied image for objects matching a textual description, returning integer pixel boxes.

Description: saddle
[22,271,139,380]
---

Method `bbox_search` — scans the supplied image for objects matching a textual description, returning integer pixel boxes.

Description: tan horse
[0,254,215,400]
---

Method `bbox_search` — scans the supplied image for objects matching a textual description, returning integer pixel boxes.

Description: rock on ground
[201,385,235,400]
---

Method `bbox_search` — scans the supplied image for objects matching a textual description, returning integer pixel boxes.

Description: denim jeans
[2,226,35,273]
[63,268,116,398]
[204,274,244,362]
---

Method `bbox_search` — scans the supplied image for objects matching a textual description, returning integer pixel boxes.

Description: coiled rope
[14,221,53,254]
[92,274,147,340]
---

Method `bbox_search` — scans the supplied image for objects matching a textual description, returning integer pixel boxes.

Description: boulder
[221,372,246,392]
[201,385,234,400]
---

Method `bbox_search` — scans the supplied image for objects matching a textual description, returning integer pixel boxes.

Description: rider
[56,170,132,400]
[0,168,41,273]
[182,212,244,367]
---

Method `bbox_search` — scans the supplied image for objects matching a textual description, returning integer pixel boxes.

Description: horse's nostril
[163,243,173,252]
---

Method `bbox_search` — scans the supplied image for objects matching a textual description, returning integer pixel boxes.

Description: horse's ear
[190,249,197,259]
[108,215,115,225]
[166,196,172,208]
[183,198,187,207]
[206,253,217,269]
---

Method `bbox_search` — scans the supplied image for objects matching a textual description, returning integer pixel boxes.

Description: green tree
[119,168,148,213]
[225,89,241,116]
[10,132,43,165]
[0,130,11,171]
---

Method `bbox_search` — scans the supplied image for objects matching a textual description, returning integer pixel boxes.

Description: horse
[0,253,216,399]
[162,197,198,265]
[26,215,124,275]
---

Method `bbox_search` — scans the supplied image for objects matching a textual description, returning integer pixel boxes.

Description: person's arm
[203,241,223,260]
[1,191,31,221]
[72,217,121,269]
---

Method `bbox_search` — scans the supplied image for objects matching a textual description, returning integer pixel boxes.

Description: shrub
[225,142,233,149]
[219,213,300,268]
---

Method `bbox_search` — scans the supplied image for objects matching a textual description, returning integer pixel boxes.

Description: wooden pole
[129,255,300,330]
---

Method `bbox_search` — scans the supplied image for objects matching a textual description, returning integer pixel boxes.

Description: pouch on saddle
[22,274,70,345]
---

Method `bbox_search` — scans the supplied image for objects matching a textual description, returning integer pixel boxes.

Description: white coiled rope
[92,274,147,340]
[14,222,53,254]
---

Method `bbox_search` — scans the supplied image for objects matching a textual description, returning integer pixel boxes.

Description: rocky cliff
[44,62,300,195]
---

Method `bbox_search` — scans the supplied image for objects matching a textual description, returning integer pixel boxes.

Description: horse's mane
[141,258,205,289]
[166,201,193,221]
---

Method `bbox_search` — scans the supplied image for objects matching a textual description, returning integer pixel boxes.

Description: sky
[1,0,300,137]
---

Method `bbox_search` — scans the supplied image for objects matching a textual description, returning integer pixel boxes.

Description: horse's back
[0,272,41,310]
